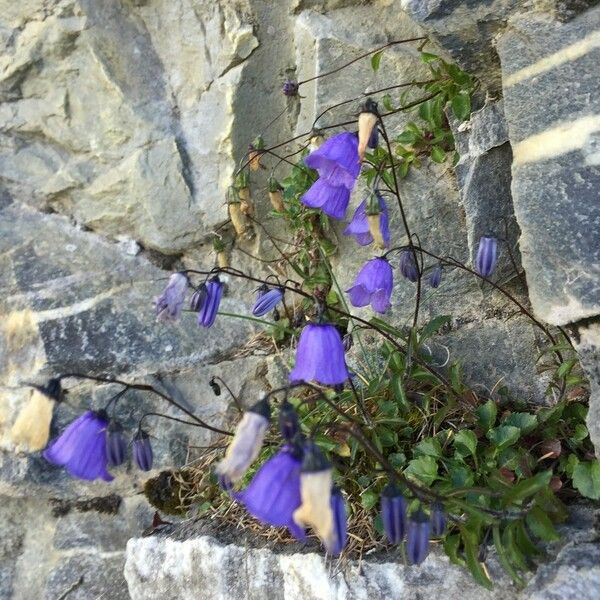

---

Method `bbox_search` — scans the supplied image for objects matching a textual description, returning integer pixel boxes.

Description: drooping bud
[358,99,379,161]
[133,429,154,472]
[197,276,224,328]
[293,441,335,553]
[329,487,348,556]
[380,483,407,544]
[406,510,430,565]
[248,135,265,171]
[429,264,442,289]
[213,237,228,269]
[430,502,446,537]
[475,236,498,278]
[283,79,299,97]
[106,421,127,467]
[278,400,301,443]
[342,332,353,352]
[268,177,285,212]
[399,249,419,282]
[227,186,247,236]
[190,283,208,312]
[366,191,385,249]
[215,399,271,486]
[253,286,284,317]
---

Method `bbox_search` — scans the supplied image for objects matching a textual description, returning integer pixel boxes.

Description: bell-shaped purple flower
[301,178,352,220]
[133,429,153,472]
[198,276,223,328]
[278,400,301,443]
[289,323,349,386]
[43,410,113,482]
[429,265,442,289]
[236,446,305,539]
[155,273,188,321]
[253,286,284,317]
[381,484,407,544]
[105,421,127,467]
[330,487,348,556]
[346,257,393,314]
[343,194,390,247]
[475,236,498,278]
[407,510,430,565]
[430,502,446,537]
[399,249,419,282]
[304,132,360,189]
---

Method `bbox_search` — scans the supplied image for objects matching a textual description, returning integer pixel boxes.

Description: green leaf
[487,425,521,450]
[418,99,433,123]
[493,525,525,586]
[419,315,451,343]
[391,374,410,411]
[397,130,419,144]
[430,146,446,163]
[555,357,578,379]
[572,460,600,499]
[415,437,442,458]
[444,534,464,565]
[421,51,439,63]
[451,92,471,121]
[454,430,478,457]
[503,412,538,435]
[361,490,378,511]
[404,455,438,486]
[460,527,493,590]
[371,50,383,71]
[526,506,560,542]
[504,471,552,505]
[382,94,394,111]
[477,400,497,431]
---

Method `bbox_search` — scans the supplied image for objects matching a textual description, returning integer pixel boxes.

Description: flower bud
[407,510,430,565]
[342,332,353,351]
[399,249,419,282]
[209,377,222,396]
[430,502,446,537]
[236,172,254,217]
[475,236,498,278]
[429,265,442,289]
[215,399,271,486]
[190,283,208,312]
[330,487,348,556]
[278,400,301,443]
[358,99,379,162]
[253,286,284,317]
[133,429,154,472]
[283,79,299,97]
[380,484,407,544]
[293,442,335,552]
[106,421,127,467]
[248,136,265,171]
[309,129,325,151]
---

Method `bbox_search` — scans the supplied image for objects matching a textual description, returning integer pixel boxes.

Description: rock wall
[0,0,598,599]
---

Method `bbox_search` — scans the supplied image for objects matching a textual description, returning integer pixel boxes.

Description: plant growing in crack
[26,38,599,588]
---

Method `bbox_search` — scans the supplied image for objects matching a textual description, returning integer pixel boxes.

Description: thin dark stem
[139,411,205,429]
[58,373,232,436]
[297,37,427,86]
[210,376,243,412]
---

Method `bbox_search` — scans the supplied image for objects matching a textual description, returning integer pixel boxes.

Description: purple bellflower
[346,257,393,314]
[253,286,284,317]
[106,421,127,467]
[429,265,442,289]
[381,484,407,544]
[236,445,305,539]
[43,410,113,482]
[190,283,208,312]
[216,399,271,486]
[155,272,188,321]
[330,487,348,556]
[343,194,390,247]
[283,79,299,97]
[300,177,351,220]
[399,249,419,282]
[430,502,446,537]
[407,510,430,565]
[304,132,360,189]
[475,236,498,278]
[133,429,153,471]
[289,323,349,386]
[198,276,223,328]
